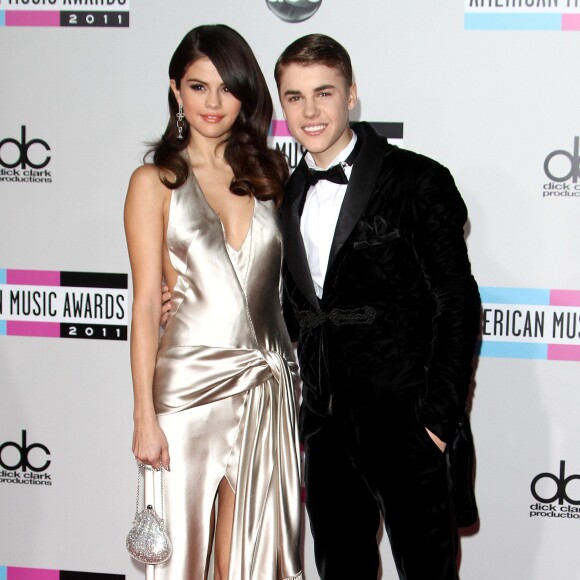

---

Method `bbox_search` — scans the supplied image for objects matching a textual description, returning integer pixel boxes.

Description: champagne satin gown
[150,171,303,579]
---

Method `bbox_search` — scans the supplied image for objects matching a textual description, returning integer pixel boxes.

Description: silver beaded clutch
[126,463,172,565]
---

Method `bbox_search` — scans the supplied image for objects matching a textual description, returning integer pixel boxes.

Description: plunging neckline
[190,170,255,253]
[225,223,252,254]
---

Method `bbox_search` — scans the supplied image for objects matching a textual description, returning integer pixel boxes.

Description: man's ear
[347,83,357,111]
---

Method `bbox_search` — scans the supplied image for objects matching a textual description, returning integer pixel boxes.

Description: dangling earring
[176,104,185,140]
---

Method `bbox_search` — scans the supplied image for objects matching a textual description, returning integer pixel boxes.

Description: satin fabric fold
[150,171,302,580]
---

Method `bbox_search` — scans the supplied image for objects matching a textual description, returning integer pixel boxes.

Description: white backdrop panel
[1,1,579,579]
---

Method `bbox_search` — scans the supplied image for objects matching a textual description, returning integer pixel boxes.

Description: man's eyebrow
[282,84,337,97]
[282,89,302,97]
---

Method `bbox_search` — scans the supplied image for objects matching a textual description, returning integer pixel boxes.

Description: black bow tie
[307,163,349,186]
[304,134,362,186]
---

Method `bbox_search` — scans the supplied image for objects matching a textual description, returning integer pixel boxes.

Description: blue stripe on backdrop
[464,13,561,30]
[478,287,550,305]
[478,340,548,360]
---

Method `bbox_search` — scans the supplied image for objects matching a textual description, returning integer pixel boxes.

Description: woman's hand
[132,416,170,470]
[160,283,172,328]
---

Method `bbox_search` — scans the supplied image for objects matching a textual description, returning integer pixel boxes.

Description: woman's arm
[124,164,171,470]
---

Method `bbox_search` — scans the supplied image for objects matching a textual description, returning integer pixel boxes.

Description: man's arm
[408,164,481,443]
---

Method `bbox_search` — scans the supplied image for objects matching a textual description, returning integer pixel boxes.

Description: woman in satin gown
[124,25,303,580]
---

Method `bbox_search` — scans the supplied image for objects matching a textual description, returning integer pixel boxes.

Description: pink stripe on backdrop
[562,14,580,31]
[8,568,59,580]
[5,11,60,27]
[550,289,580,307]
[7,269,60,286]
[271,120,292,137]
[7,321,60,338]
[548,344,580,362]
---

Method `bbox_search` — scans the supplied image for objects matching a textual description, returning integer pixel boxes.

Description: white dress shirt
[300,133,358,299]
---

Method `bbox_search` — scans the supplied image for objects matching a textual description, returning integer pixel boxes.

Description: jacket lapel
[282,160,320,308]
[325,123,388,280]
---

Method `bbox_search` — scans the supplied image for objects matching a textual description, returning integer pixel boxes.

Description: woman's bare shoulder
[129,163,179,193]
[129,163,165,189]
[127,163,174,204]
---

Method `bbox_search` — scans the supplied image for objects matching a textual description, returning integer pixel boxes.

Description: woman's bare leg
[214,477,235,580]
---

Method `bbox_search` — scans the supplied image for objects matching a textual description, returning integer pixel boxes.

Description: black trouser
[301,388,458,580]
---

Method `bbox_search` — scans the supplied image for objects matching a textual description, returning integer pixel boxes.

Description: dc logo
[544,137,580,183]
[0,430,51,473]
[266,0,322,22]
[531,461,580,506]
[0,126,51,170]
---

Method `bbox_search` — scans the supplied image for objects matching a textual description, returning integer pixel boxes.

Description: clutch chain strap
[135,461,166,531]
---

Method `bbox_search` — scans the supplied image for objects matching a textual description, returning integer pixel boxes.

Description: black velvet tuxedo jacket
[281,122,481,443]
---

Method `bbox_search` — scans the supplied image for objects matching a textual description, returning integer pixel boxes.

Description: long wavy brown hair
[147,25,288,206]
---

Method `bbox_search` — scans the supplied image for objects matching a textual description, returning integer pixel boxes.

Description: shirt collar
[305,132,358,171]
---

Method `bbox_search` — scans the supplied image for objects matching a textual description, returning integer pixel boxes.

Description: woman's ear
[170,79,181,105]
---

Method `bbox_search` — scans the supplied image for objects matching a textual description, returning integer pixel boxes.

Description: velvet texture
[282,122,481,443]
[281,122,481,578]
[301,388,458,580]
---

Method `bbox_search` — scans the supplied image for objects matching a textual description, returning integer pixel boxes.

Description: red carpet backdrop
[1,1,579,578]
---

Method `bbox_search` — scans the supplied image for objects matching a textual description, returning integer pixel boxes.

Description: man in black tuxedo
[275,34,481,579]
